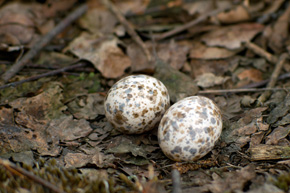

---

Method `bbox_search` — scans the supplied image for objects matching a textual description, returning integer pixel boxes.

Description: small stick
[239,71,290,89]
[244,41,278,64]
[0,158,66,193]
[101,0,152,62]
[172,169,181,193]
[155,5,232,40]
[0,61,87,90]
[257,53,288,104]
[1,4,88,82]
[198,87,289,94]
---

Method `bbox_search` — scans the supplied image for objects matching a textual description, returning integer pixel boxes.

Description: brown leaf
[190,41,238,59]
[195,73,229,88]
[0,2,41,45]
[157,40,190,70]
[127,42,153,73]
[190,59,229,79]
[202,23,264,50]
[268,3,290,54]
[47,115,93,141]
[216,5,250,24]
[0,106,13,124]
[78,7,117,34]
[67,93,105,119]
[265,126,290,145]
[42,0,77,18]
[237,68,263,82]
[65,33,131,78]
[154,59,199,102]
[250,131,265,147]
[64,150,115,168]
[9,82,66,123]
[182,0,215,15]
[207,165,256,193]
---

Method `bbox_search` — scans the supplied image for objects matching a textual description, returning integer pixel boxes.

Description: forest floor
[1,0,290,192]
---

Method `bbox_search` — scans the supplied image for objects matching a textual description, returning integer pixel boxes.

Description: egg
[158,96,222,162]
[104,75,170,134]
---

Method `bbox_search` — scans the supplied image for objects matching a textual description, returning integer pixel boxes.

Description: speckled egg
[158,96,222,162]
[104,75,170,134]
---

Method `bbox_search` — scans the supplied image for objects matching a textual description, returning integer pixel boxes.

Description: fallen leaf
[78,7,117,34]
[0,106,13,124]
[267,94,290,124]
[64,150,115,168]
[190,59,230,79]
[127,42,153,73]
[190,41,238,59]
[47,115,93,141]
[216,5,250,24]
[265,126,290,145]
[207,165,256,193]
[67,93,105,119]
[42,0,77,18]
[196,73,229,88]
[237,68,263,82]
[154,58,199,102]
[0,2,42,45]
[65,33,131,78]
[202,23,264,50]
[182,0,215,15]
[250,131,265,147]
[268,3,290,53]
[9,82,67,123]
[157,40,190,70]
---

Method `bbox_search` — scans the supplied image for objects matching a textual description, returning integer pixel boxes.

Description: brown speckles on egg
[104,75,170,134]
[158,96,222,162]
[114,111,128,125]
[133,113,139,118]
[142,109,148,116]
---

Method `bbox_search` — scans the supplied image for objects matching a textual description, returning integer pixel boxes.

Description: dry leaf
[196,73,229,88]
[268,3,290,53]
[0,2,41,45]
[237,68,263,82]
[202,23,264,50]
[216,5,250,24]
[67,93,105,119]
[190,41,238,59]
[47,115,92,141]
[78,8,117,34]
[157,40,190,70]
[127,42,153,73]
[65,33,131,78]
[265,126,290,145]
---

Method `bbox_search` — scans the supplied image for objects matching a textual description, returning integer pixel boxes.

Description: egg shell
[158,96,222,162]
[104,75,170,134]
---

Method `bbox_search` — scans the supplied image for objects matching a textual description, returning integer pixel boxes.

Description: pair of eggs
[104,75,222,162]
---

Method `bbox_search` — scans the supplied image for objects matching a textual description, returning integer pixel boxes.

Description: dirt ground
[1,0,290,192]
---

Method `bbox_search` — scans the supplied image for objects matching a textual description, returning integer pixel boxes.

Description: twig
[257,53,289,104]
[172,169,181,193]
[198,87,290,94]
[234,72,290,89]
[154,5,232,40]
[244,41,278,64]
[0,158,66,193]
[1,4,88,82]
[0,61,87,90]
[101,0,152,62]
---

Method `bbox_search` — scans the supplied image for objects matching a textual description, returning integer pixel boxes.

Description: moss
[0,159,126,193]
[274,172,290,191]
